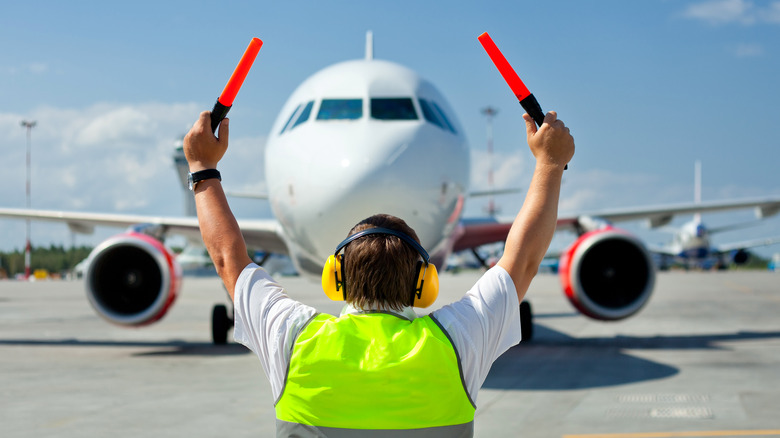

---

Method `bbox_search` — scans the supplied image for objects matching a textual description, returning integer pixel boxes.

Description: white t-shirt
[233,263,522,402]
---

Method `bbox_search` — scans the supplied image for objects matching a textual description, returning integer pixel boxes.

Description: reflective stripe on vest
[275,419,474,438]
[275,312,475,436]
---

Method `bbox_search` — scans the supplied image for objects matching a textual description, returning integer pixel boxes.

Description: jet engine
[558,227,655,321]
[731,249,750,265]
[85,232,182,326]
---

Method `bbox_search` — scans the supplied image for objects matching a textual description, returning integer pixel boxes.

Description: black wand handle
[519,93,568,170]
[210,100,232,134]
[520,93,545,127]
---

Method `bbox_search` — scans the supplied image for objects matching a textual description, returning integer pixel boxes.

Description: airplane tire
[212,304,233,345]
[520,300,533,342]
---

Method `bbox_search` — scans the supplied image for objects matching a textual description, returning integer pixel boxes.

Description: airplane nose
[266,115,469,275]
[292,124,466,259]
[319,127,439,220]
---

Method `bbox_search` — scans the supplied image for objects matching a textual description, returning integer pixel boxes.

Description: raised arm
[496,111,574,302]
[183,111,252,300]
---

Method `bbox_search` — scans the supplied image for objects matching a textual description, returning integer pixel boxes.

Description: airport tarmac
[1,270,779,437]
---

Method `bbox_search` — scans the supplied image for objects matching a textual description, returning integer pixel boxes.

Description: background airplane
[2,36,780,344]
[647,161,780,269]
[650,216,780,270]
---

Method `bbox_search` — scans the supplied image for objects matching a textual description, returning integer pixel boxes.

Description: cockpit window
[370,98,418,120]
[419,99,445,130]
[431,101,457,134]
[317,99,363,120]
[279,103,302,134]
[290,101,314,130]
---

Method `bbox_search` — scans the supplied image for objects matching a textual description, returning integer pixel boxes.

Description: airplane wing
[560,196,780,231]
[468,187,522,198]
[451,219,512,252]
[0,207,289,255]
[224,191,269,200]
[452,196,780,251]
[644,244,679,257]
[714,236,780,254]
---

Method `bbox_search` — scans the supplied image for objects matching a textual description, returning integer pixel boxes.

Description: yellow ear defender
[321,227,439,308]
[412,260,439,308]
[321,253,346,301]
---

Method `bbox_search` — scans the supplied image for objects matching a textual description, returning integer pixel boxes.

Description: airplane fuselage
[670,220,712,260]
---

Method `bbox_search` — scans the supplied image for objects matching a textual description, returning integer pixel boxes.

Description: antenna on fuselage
[365,30,373,60]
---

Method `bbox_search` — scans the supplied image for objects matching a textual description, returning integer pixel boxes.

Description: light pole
[481,107,498,217]
[21,120,36,280]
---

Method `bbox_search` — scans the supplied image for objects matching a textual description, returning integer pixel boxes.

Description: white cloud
[469,149,529,191]
[75,106,153,146]
[767,2,780,22]
[0,102,270,251]
[730,43,764,57]
[28,63,48,74]
[682,0,756,24]
[463,149,530,216]
[558,168,684,214]
[0,62,50,76]
[681,0,780,25]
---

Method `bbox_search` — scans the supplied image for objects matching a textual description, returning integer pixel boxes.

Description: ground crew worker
[183,108,574,437]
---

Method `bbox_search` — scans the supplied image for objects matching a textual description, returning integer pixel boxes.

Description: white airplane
[3,34,780,343]
[652,220,780,270]
[649,162,780,269]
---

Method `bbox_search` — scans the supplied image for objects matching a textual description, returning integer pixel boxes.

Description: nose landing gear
[520,300,533,342]
[212,303,234,345]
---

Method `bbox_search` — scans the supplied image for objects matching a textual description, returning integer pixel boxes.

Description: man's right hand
[184,111,229,172]
[523,111,574,170]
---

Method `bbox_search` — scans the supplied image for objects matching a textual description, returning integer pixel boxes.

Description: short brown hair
[342,214,421,311]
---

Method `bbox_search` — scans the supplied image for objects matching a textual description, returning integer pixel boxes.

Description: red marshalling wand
[477,32,545,126]
[478,32,566,169]
[211,37,263,133]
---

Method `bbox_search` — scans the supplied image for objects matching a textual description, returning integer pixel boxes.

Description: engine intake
[732,249,749,265]
[559,227,655,321]
[85,232,182,326]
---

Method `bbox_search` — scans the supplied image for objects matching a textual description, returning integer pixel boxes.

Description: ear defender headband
[321,227,439,308]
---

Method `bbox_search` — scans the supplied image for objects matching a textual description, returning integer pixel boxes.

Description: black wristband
[188,169,221,191]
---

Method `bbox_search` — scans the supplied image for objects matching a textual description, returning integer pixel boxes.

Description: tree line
[0,245,93,278]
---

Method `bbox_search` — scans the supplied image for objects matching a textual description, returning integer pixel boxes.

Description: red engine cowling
[559,227,655,321]
[85,232,182,326]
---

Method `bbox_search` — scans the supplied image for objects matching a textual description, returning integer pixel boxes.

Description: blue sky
[1,0,779,258]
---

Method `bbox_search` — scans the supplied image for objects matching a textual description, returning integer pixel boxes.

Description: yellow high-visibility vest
[275,311,476,437]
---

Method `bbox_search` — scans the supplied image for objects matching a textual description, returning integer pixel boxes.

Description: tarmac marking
[563,430,780,437]
[724,280,753,294]
[723,279,780,302]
